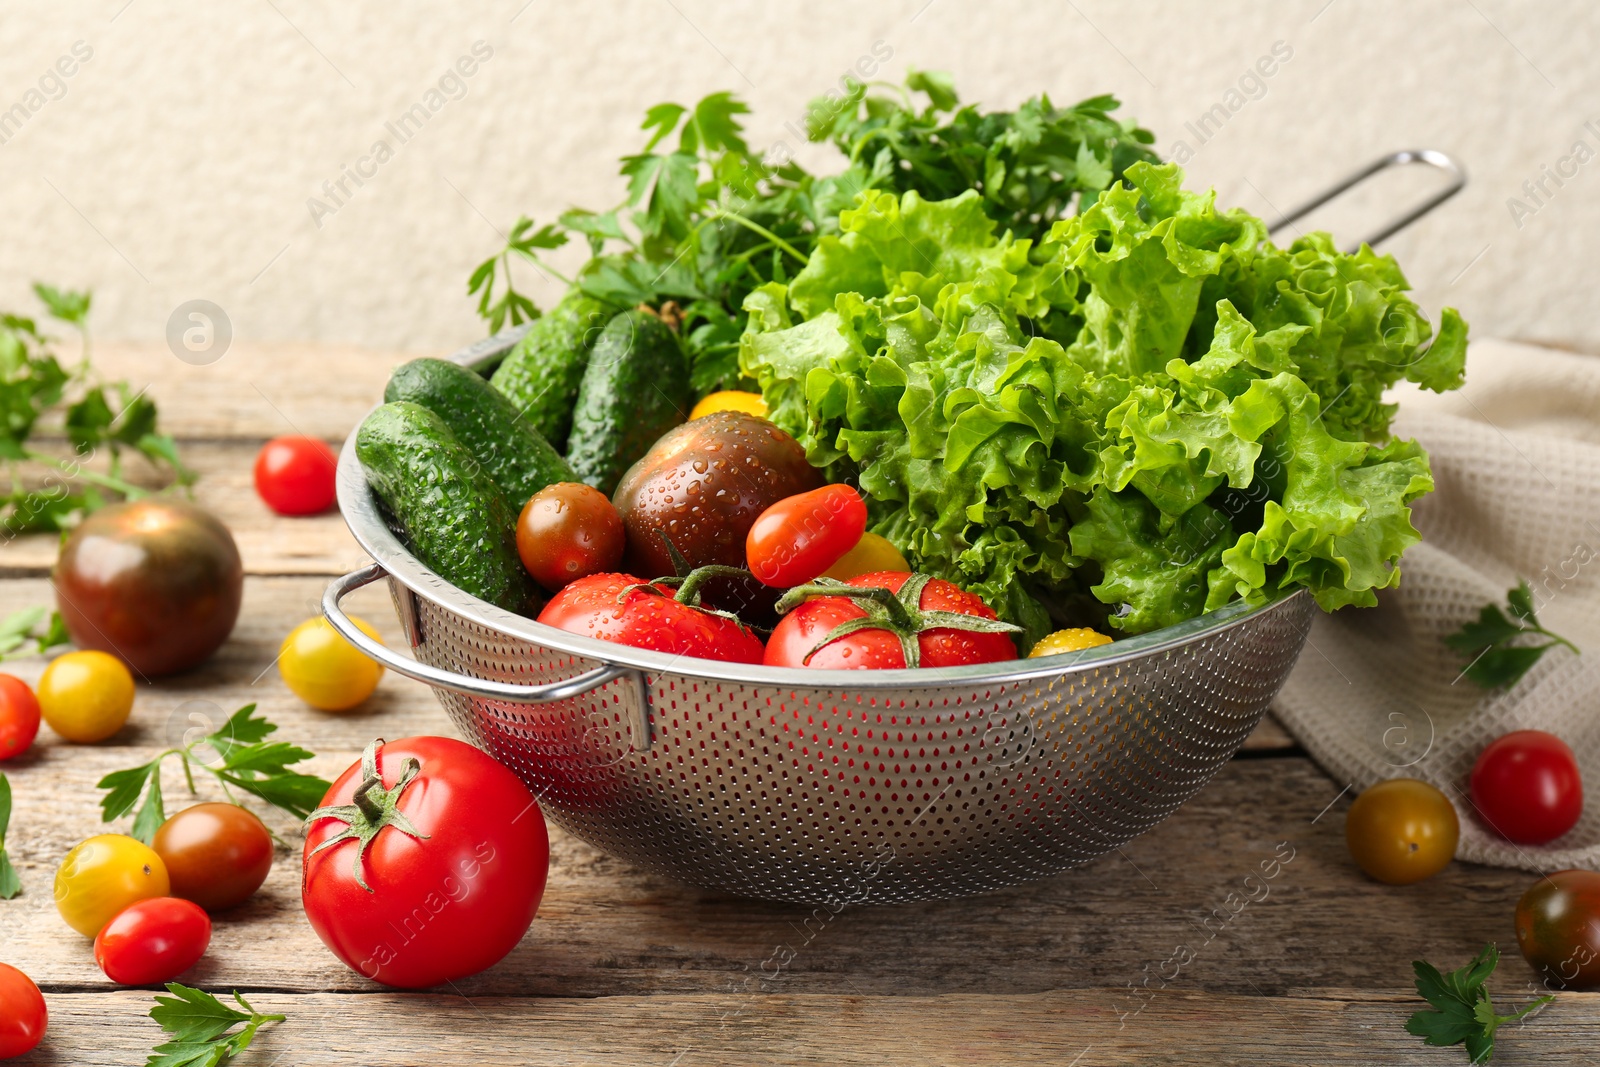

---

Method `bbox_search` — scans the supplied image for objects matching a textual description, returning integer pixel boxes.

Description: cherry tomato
[37,651,135,743]
[303,737,550,988]
[765,571,1018,669]
[55,834,171,937]
[1029,628,1114,656]
[152,803,274,912]
[1469,730,1583,844]
[278,616,384,712]
[54,499,243,676]
[0,674,40,760]
[822,532,909,581]
[254,435,338,516]
[516,483,625,592]
[537,573,764,664]
[1516,869,1600,991]
[689,390,768,421]
[747,484,868,588]
[0,962,46,1058]
[93,896,211,985]
[1343,778,1459,885]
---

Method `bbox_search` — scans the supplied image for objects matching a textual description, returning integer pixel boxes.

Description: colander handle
[322,563,643,708]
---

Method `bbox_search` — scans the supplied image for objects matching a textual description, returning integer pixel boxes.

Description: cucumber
[487,291,611,450]
[355,401,537,614]
[385,357,576,507]
[566,309,691,495]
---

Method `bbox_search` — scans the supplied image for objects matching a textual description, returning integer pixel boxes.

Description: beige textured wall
[0,1,1594,354]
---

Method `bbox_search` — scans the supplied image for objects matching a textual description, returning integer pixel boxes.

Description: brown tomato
[54,500,243,676]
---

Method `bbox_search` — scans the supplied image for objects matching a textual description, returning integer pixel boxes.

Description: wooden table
[0,342,1592,1066]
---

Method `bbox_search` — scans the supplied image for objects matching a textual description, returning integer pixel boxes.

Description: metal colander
[326,151,1464,904]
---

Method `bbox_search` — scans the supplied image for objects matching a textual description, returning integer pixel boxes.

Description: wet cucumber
[385,357,576,507]
[487,291,611,450]
[566,309,691,495]
[355,401,536,613]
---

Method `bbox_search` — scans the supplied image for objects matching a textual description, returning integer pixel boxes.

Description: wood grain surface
[0,345,1577,1065]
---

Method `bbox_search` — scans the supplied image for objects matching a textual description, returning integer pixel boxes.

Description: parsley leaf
[1445,582,1578,689]
[0,605,70,661]
[97,704,332,842]
[1406,943,1552,1062]
[0,772,21,899]
[146,983,285,1067]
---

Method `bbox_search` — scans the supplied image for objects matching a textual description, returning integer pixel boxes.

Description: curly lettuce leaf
[741,162,1468,640]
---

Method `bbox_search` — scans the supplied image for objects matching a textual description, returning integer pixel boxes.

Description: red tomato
[537,572,765,664]
[746,484,868,588]
[0,674,40,761]
[0,962,45,1057]
[152,803,274,912]
[516,483,625,592]
[303,737,550,989]
[254,436,338,516]
[1516,869,1600,990]
[765,571,1018,669]
[1469,730,1583,844]
[93,897,211,985]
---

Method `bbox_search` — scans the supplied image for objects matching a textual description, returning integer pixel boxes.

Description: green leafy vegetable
[0,284,194,533]
[0,771,21,899]
[741,161,1467,643]
[98,705,331,843]
[0,605,69,661]
[1445,581,1578,689]
[806,74,1158,242]
[468,75,1157,397]
[146,983,285,1067]
[1405,944,1551,1063]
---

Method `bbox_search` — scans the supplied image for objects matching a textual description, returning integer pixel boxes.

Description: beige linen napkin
[1273,339,1600,872]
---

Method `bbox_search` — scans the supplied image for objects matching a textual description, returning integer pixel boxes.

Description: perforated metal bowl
[325,325,1316,905]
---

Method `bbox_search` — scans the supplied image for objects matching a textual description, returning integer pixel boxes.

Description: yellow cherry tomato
[821,532,910,581]
[278,616,384,712]
[690,390,768,421]
[55,834,170,937]
[1344,778,1459,885]
[37,650,135,743]
[1028,628,1114,657]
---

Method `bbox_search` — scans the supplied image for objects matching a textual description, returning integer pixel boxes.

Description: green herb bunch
[468,73,1156,395]
[0,283,193,533]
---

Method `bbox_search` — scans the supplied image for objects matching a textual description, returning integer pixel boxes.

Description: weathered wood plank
[0,442,363,578]
[0,746,1551,1000]
[0,576,456,751]
[8,988,1589,1066]
[90,340,411,442]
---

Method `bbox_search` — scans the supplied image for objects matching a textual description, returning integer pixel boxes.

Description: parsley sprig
[0,605,69,662]
[98,704,332,843]
[0,772,20,899]
[1406,943,1552,1062]
[0,283,194,534]
[146,983,285,1067]
[1445,581,1578,689]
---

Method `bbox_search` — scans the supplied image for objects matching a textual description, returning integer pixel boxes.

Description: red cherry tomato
[537,572,765,664]
[746,484,867,588]
[0,962,46,1057]
[1469,730,1583,844]
[303,737,550,989]
[93,896,211,985]
[254,436,338,516]
[516,482,625,592]
[765,571,1017,669]
[0,674,40,760]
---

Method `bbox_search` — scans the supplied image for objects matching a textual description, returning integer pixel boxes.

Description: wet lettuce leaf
[741,162,1467,644]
